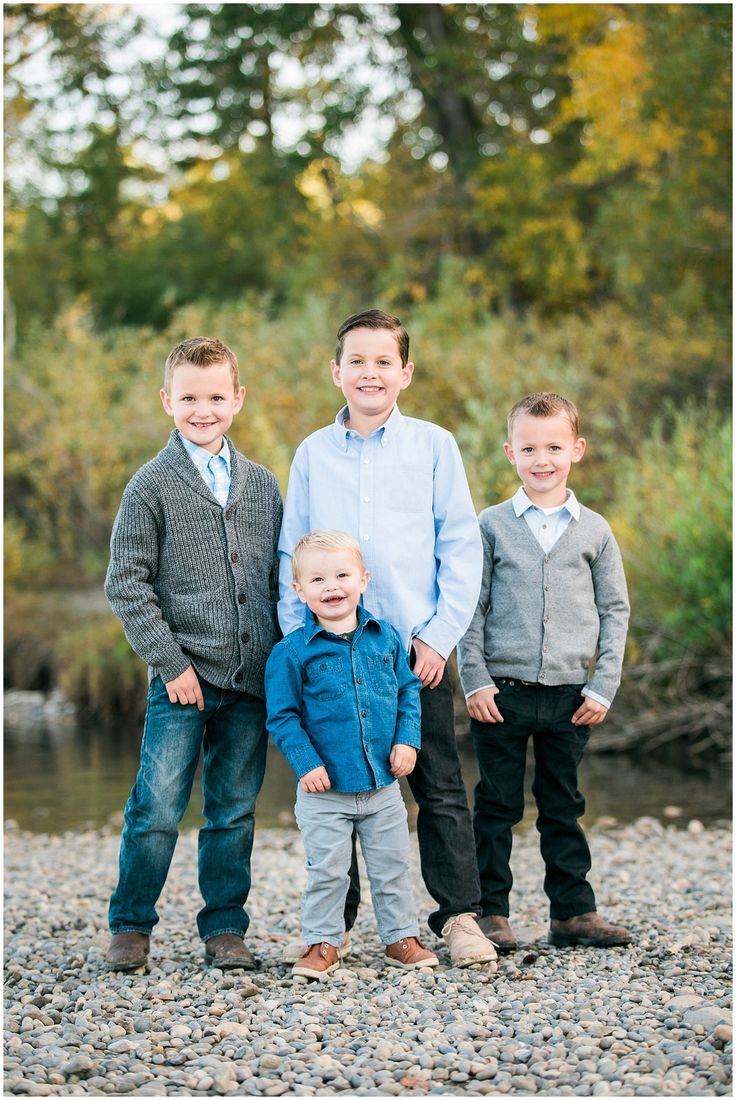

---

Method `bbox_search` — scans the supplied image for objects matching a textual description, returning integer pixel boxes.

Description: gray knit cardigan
[104,430,283,700]
[458,499,630,703]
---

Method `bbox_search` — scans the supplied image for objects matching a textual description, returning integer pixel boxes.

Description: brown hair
[292,530,365,582]
[163,337,240,393]
[507,392,580,439]
[335,309,410,367]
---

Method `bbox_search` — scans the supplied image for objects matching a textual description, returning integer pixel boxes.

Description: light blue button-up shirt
[180,433,231,507]
[513,485,579,552]
[277,405,483,657]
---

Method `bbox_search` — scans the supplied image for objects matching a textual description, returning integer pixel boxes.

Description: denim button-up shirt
[265,605,422,792]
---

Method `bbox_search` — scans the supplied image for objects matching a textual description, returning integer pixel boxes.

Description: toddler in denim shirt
[265,530,439,978]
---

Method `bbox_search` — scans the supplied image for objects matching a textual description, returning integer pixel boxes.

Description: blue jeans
[109,676,268,941]
[295,783,419,946]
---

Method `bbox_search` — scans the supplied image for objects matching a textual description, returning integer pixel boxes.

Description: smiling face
[160,361,245,454]
[293,546,370,633]
[504,411,586,506]
[330,327,414,436]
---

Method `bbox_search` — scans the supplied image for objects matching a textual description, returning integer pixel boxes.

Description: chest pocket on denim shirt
[305,656,347,700]
[366,653,397,697]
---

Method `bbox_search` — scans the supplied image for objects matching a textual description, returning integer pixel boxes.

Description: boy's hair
[292,530,365,581]
[163,337,240,393]
[507,392,580,439]
[335,309,410,367]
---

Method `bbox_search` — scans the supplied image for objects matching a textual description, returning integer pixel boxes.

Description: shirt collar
[512,486,580,520]
[332,404,404,450]
[180,433,231,474]
[302,601,378,644]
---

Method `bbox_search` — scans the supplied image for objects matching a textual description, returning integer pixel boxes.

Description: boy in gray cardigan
[103,337,282,972]
[458,393,632,951]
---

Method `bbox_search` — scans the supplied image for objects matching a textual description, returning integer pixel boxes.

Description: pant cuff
[201,925,248,943]
[380,925,420,946]
[109,924,152,935]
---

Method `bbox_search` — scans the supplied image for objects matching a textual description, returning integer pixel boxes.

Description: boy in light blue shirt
[278,309,496,969]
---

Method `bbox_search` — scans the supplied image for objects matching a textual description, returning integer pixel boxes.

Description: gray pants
[295,782,419,947]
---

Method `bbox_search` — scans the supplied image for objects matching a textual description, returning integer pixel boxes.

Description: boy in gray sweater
[458,393,632,951]
[103,337,282,972]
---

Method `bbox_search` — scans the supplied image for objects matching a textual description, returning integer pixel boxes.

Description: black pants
[471,679,596,921]
[345,667,481,937]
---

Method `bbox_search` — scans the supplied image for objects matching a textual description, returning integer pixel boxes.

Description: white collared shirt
[180,434,231,507]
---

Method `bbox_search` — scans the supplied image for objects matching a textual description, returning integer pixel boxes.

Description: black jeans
[471,679,596,921]
[345,667,481,937]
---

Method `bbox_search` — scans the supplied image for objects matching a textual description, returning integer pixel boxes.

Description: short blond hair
[163,337,240,393]
[507,392,580,439]
[292,530,365,581]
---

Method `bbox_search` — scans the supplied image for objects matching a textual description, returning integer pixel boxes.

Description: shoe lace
[444,912,479,937]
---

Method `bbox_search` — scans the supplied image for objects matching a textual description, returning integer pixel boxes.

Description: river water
[4,711,731,834]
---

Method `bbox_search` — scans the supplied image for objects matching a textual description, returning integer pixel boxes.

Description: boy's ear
[330,359,342,387]
[233,386,246,413]
[292,579,308,605]
[160,388,174,417]
[360,570,370,593]
[572,436,586,463]
[503,442,515,465]
[400,361,415,389]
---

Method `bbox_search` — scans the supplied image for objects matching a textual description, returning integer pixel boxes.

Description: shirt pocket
[304,655,348,700]
[383,465,433,514]
[366,653,397,697]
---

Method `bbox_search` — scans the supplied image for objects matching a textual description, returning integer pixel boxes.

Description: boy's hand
[466,686,504,724]
[165,665,204,710]
[390,744,417,777]
[300,766,331,793]
[572,697,609,726]
[411,638,446,689]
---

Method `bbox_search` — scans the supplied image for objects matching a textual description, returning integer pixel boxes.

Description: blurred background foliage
[4,3,731,751]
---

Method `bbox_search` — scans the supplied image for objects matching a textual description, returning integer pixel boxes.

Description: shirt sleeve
[277,443,310,636]
[390,628,422,749]
[104,486,190,684]
[264,643,325,780]
[587,526,630,704]
[415,433,483,658]
[457,516,497,696]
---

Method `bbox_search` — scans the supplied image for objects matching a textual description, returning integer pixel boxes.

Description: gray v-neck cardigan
[458,499,629,703]
[104,431,282,700]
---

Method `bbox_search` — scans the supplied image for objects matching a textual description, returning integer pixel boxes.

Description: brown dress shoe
[106,932,149,971]
[204,934,258,970]
[477,914,518,954]
[385,936,439,971]
[292,942,340,979]
[549,911,632,947]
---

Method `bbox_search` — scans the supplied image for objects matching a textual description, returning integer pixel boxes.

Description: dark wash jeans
[345,667,481,938]
[471,679,596,921]
[109,675,268,941]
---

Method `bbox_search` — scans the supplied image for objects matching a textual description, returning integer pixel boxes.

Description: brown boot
[105,932,149,971]
[385,936,439,971]
[477,914,518,954]
[292,942,340,979]
[549,911,632,947]
[204,934,258,970]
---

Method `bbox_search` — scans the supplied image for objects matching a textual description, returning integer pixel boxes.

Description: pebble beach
[4,818,732,1097]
